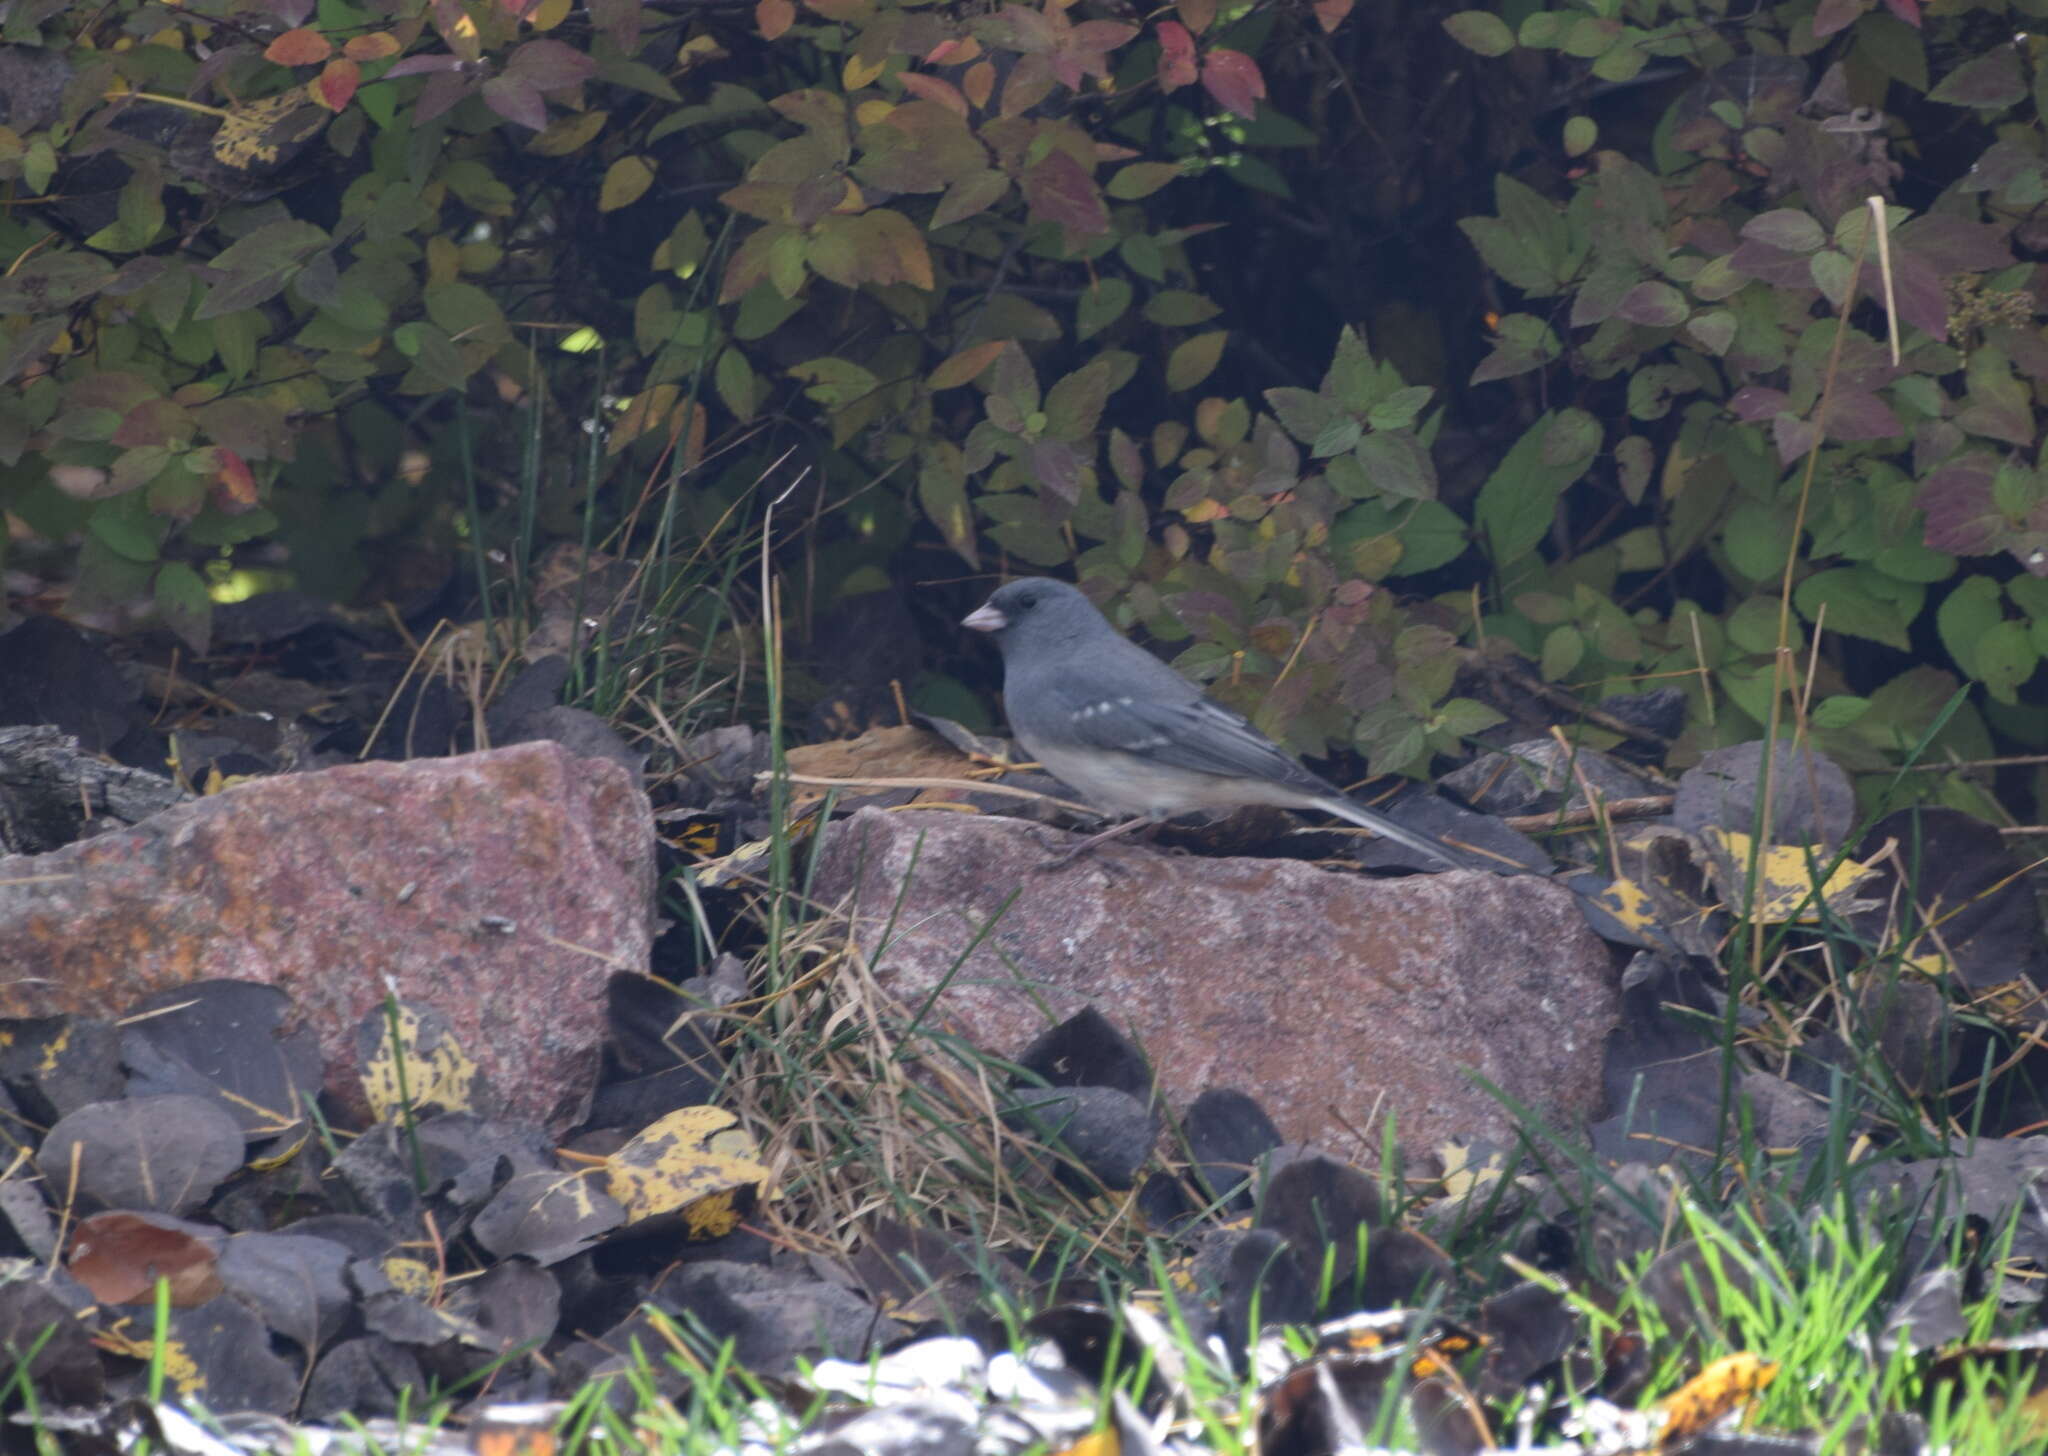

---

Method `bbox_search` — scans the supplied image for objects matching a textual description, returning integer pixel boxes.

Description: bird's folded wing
[1054,690,1335,795]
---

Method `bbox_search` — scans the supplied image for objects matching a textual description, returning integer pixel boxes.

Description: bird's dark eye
[1017,593,1037,610]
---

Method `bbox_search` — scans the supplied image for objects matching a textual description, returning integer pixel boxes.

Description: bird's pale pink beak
[962,603,1006,632]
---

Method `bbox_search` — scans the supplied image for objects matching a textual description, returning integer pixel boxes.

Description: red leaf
[757,0,795,39]
[69,1213,222,1307]
[1200,48,1264,118]
[506,38,598,90]
[1156,20,1197,90]
[482,74,547,128]
[264,26,332,66]
[309,57,359,110]
[212,447,260,512]
[1883,0,1918,23]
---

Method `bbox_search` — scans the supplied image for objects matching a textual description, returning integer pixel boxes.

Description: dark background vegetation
[3,0,2046,823]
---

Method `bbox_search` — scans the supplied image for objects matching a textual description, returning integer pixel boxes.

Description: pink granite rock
[811,808,1618,1156]
[0,742,655,1131]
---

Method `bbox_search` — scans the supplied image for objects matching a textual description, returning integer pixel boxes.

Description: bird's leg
[1033,813,1156,871]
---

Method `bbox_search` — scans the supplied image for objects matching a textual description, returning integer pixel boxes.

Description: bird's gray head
[962,578,1106,657]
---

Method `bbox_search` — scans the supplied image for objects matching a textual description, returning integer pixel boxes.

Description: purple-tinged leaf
[1927,50,2024,110]
[1918,455,2002,555]
[1728,386,1790,422]
[1826,390,1903,441]
[1772,412,1821,464]
[1022,150,1107,237]
[482,76,547,130]
[1728,238,1817,288]
[506,39,598,91]
[1895,215,2015,274]
[1029,437,1083,502]
[1615,280,1688,326]
[385,53,467,77]
[416,70,476,122]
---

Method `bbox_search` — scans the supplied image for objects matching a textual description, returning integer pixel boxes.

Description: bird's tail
[1317,795,1471,871]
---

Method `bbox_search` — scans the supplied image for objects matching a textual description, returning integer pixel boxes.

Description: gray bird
[963,578,1468,869]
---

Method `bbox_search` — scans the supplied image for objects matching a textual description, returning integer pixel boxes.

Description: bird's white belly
[1023,739,1321,818]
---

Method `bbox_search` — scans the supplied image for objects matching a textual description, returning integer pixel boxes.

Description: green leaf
[1264,387,1337,445]
[1722,502,1795,582]
[1165,331,1227,392]
[715,347,757,420]
[154,561,212,653]
[1077,278,1132,341]
[1352,430,1435,502]
[1441,10,1514,56]
[1434,697,1506,736]
[1562,116,1596,157]
[1975,620,2037,703]
[1810,695,1870,729]
[1311,418,1363,458]
[1142,290,1222,327]
[1366,385,1432,432]
[1540,625,1584,682]
[1795,567,1917,651]
[88,494,168,564]
[1936,575,2003,681]
[1106,162,1182,199]
[1475,412,1591,565]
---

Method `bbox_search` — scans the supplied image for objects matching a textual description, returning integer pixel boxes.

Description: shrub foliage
[2,0,2045,809]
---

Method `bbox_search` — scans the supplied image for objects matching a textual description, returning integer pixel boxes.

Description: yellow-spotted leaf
[604,1106,771,1236]
[356,1003,479,1121]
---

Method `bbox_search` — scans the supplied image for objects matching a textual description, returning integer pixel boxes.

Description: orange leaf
[898,72,968,118]
[962,61,995,109]
[1311,0,1352,31]
[928,340,1007,390]
[1175,0,1216,34]
[308,57,360,110]
[212,447,260,512]
[264,26,333,65]
[344,30,401,60]
[756,0,795,39]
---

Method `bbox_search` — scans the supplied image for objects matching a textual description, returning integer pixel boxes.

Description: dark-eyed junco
[963,577,1470,869]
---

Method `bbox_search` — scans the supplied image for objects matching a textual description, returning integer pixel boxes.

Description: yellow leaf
[842,53,886,90]
[604,1106,772,1230]
[527,108,607,157]
[854,98,895,127]
[529,0,572,28]
[1656,1354,1777,1445]
[599,155,655,211]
